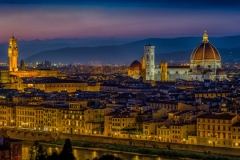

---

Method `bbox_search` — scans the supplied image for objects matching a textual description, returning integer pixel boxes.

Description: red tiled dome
[190,31,221,61]
[129,60,142,71]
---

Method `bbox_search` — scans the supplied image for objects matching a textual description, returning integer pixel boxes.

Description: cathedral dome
[190,31,221,61]
[129,60,142,70]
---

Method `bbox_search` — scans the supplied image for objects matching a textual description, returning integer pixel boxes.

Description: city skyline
[0,0,240,42]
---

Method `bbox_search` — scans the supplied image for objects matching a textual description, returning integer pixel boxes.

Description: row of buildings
[1,75,240,148]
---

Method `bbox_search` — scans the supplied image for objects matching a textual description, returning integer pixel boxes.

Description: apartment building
[196,113,238,147]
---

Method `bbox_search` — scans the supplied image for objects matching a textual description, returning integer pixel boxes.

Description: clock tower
[144,44,155,81]
[8,34,18,72]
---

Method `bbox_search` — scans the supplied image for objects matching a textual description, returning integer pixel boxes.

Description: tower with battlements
[8,34,18,72]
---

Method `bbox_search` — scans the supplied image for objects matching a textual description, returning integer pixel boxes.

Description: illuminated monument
[143,44,155,81]
[0,35,58,85]
[128,31,227,81]
[190,31,225,80]
[8,34,18,72]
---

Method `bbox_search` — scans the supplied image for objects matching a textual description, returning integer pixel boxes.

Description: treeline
[29,139,75,160]
[29,139,123,160]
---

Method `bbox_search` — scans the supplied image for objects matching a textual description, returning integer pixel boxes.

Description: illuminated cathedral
[128,31,227,81]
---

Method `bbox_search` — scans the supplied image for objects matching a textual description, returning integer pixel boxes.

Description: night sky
[0,0,240,42]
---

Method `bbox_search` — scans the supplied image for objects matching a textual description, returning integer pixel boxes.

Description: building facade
[128,31,227,81]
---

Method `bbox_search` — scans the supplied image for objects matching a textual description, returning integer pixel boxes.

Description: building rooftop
[197,113,236,120]
[232,121,240,127]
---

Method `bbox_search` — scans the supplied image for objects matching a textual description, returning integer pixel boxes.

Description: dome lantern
[202,30,209,43]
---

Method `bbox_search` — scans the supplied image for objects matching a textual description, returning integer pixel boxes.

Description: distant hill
[24,36,240,64]
[0,37,134,62]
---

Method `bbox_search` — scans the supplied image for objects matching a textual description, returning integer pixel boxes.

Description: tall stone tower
[144,44,155,80]
[20,59,25,71]
[8,34,18,72]
[160,62,168,82]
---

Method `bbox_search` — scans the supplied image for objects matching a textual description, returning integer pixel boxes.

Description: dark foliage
[29,139,75,160]
[59,138,75,160]
[93,154,123,160]
[46,149,59,160]
[29,141,48,160]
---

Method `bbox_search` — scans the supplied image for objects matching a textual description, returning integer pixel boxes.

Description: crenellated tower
[8,34,18,72]
[20,59,25,71]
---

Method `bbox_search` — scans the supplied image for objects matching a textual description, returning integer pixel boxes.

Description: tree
[47,149,59,160]
[29,141,48,160]
[93,154,123,160]
[59,138,75,160]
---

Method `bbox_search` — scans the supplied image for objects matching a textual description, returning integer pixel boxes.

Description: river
[21,142,175,160]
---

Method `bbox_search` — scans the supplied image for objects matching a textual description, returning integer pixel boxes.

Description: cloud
[0,2,239,42]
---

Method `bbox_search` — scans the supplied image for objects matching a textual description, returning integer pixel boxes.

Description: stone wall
[0,128,58,142]
[1,128,240,157]
[60,133,240,156]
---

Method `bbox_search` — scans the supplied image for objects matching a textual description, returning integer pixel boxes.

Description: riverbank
[40,139,240,160]
[2,128,240,159]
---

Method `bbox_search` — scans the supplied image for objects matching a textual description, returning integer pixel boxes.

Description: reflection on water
[21,142,175,160]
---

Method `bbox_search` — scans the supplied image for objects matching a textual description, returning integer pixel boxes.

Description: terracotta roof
[232,122,240,127]
[129,60,142,70]
[197,113,236,120]
[190,42,221,61]
[216,68,226,75]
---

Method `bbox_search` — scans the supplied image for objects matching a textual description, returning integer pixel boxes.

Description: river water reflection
[21,142,175,160]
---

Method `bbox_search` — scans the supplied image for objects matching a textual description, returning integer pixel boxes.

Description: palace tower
[8,34,18,72]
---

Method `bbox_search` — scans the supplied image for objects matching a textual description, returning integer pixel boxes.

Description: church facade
[128,31,227,81]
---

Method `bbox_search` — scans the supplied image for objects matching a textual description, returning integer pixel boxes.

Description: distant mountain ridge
[24,35,240,64]
[0,37,135,62]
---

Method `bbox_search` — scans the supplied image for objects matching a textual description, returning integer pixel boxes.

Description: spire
[202,30,209,43]
[12,33,14,39]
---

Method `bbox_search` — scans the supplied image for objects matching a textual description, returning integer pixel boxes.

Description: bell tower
[144,44,155,80]
[8,34,18,72]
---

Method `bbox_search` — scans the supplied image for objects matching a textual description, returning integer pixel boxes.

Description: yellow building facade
[0,106,15,126]
[197,113,238,147]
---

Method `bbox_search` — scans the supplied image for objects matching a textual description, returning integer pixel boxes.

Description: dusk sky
[0,0,240,42]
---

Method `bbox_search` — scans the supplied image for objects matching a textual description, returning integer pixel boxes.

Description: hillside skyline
[0,33,240,64]
[20,34,240,64]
